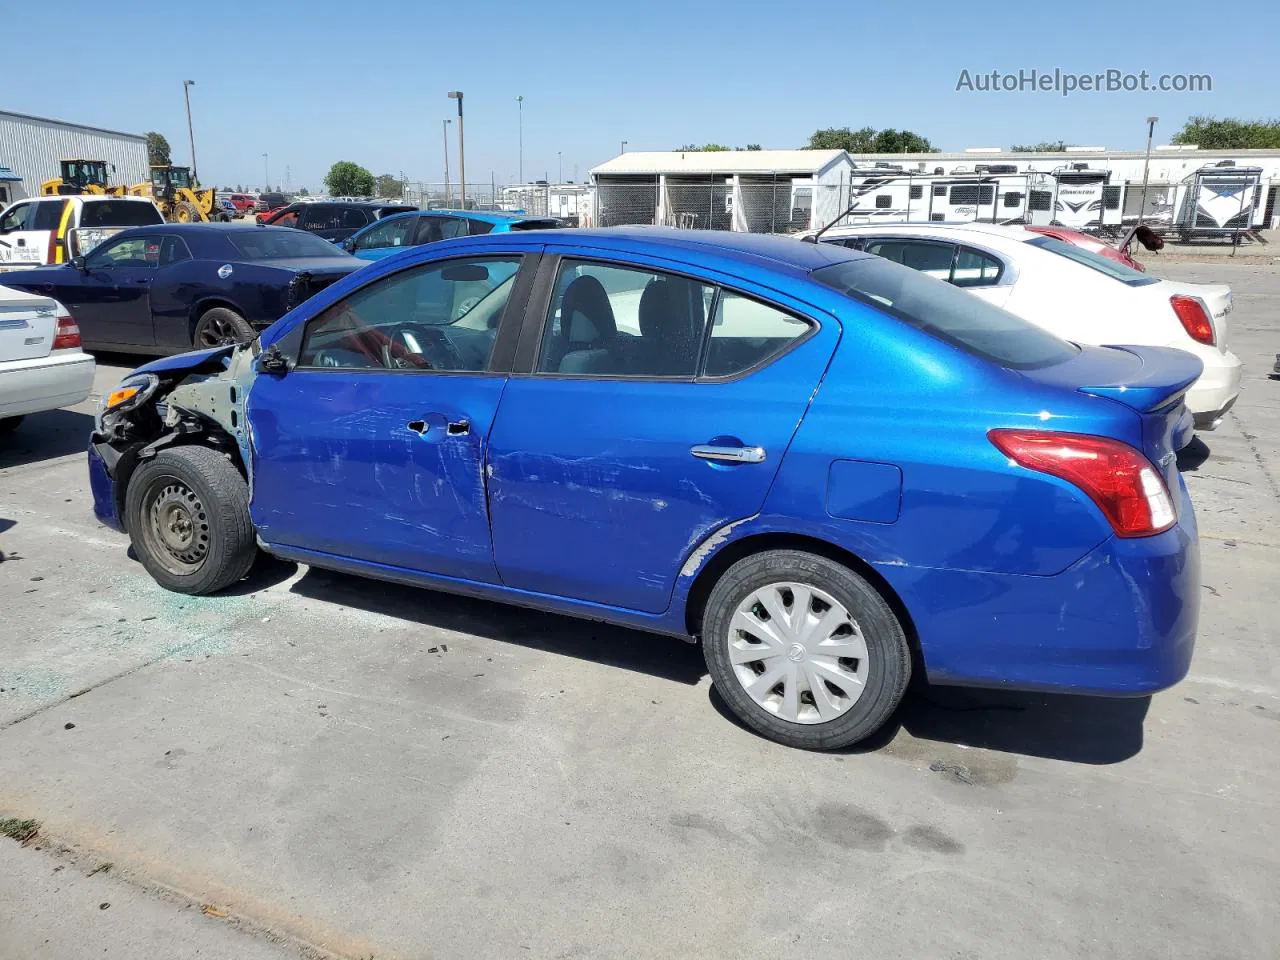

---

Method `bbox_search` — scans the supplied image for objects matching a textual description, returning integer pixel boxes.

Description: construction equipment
[129,165,219,222]
[40,159,126,197]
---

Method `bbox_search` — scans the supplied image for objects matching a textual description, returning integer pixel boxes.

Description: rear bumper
[879,477,1200,696]
[0,351,95,417]
[1185,349,1243,426]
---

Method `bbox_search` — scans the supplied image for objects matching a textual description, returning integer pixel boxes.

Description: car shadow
[0,409,96,469]
[1177,435,1211,472]
[709,680,1150,765]
[288,566,708,686]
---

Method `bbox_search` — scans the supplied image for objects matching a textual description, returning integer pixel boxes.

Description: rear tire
[173,200,201,223]
[194,307,255,348]
[0,415,25,437]
[701,549,911,750]
[125,445,257,595]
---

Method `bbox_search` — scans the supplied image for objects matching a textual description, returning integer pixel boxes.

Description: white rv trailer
[836,166,1035,225]
[1173,164,1263,237]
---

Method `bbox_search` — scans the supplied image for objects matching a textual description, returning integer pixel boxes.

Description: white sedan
[802,222,1243,429]
[0,285,95,435]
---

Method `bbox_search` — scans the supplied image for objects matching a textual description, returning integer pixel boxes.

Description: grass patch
[0,818,40,844]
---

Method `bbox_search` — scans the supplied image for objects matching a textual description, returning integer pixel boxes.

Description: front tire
[173,201,201,223]
[702,550,911,750]
[194,307,255,348]
[124,446,257,595]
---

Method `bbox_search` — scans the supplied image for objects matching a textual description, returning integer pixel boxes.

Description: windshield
[813,256,1079,370]
[227,230,349,260]
[79,201,165,228]
[1026,235,1158,286]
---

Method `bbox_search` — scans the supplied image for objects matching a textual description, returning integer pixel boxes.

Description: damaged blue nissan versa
[88,229,1202,749]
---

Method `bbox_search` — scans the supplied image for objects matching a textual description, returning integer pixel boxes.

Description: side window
[297,256,522,372]
[536,260,714,377]
[32,200,69,231]
[158,235,193,267]
[704,292,811,378]
[0,202,33,233]
[864,239,956,281]
[354,217,415,250]
[466,218,496,235]
[272,209,300,227]
[951,247,1003,288]
[342,208,371,229]
[85,237,151,269]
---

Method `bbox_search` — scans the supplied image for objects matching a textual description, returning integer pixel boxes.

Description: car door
[246,251,534,582]
[485,252,837,614]
[0,201,36,266]
[59,234,157,348]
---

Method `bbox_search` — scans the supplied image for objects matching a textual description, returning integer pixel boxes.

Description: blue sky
[7,0,1276,191]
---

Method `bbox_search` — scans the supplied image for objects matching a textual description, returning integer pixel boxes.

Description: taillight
[52,314,81,350]
[989,429,1175,538]
[1170,294,1214,346]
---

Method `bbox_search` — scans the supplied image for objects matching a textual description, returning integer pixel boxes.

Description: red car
[228,193,257,215]
[1024,225,1146,272]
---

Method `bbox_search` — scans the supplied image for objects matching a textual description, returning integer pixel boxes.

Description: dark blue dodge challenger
[4,224,364,354]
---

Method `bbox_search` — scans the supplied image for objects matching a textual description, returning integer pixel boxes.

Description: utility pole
[620,140,628,154]
[1138,116,1159,227]
[448,91,465,210]
[516,95,524,184]
[558,151,562,184]
[182,80,198,184]
[442,118,451,207]
[262,153,269,192]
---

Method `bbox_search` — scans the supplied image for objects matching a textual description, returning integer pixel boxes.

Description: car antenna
[803,202,859,244]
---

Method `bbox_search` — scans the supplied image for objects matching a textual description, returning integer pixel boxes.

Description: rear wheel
[125,446,257,595]
[173,201,201,223]
[701,550,911,750]
[194,307,254,348]
[0,415,25,437]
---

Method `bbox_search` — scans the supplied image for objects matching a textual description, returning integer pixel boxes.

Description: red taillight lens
[52,314,81,350]
[989,429,1175,538]
[1170,294,1214,346]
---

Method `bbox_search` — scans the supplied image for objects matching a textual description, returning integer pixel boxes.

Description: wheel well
[683,532,921,657]
[115,432,247,532]
[188,298,243,342]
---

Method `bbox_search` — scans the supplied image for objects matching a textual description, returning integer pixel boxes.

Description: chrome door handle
[691,444,766,464]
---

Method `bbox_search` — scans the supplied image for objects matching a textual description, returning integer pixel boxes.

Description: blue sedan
[341,209,559,261]
[86,229,1201,749]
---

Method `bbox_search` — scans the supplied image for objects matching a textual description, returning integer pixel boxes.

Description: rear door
[485,251,837,613]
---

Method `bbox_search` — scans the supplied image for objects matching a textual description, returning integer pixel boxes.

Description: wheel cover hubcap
[727,582,869,725]
[198,316,237,347]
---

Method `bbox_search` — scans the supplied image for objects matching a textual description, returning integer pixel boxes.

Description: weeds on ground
[0,818,40,844]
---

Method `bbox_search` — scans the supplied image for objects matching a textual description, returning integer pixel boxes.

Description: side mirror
[71,256,87,272]
[342,237,356,252]
[256,343,290,375]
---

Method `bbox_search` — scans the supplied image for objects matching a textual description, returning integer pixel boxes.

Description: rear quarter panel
[152,261,283,352]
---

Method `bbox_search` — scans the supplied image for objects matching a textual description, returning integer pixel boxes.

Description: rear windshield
[226,230,348,260]
[1026,235,1158,286]
[813,256,1079,370]
[376,206,416,218]
[510,218,560,231]
[80,201,164,229]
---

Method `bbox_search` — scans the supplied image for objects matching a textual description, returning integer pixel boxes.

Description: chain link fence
[401,182,507,211]
[592,174,845,233]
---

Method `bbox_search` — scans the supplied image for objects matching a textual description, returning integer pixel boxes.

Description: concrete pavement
[1,263,1278,959]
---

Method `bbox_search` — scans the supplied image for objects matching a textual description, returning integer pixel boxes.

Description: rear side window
[466,218,496,235]
[1026,235,1158,287]
[80,201,164,228]
[32,200,69,231]
[813,257,1078,370]
[706,292,811,377]
[865,238,955,280]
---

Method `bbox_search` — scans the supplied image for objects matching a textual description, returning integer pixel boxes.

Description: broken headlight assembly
[96,373,160,430]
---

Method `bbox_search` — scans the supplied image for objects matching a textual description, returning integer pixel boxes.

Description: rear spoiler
[1077,345,1203,413]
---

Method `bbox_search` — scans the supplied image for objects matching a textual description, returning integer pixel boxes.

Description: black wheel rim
[141,477,210,576]
[196,315,240,348]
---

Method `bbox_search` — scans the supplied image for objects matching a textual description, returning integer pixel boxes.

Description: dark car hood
[258,258,363,275]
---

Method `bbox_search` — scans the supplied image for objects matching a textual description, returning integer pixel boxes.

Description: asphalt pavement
[1,259,1277,960]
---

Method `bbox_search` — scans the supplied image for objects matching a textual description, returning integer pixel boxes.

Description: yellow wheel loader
[40,159,127,196]
[128,165,221,222]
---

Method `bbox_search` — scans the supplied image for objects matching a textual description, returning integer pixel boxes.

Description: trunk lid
[0,285,58,362]
[1022,343,1202,492]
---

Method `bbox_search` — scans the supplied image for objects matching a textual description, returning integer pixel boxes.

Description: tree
[1173,116,1280,149]
[677,143,731,152]
[145,131,171,166]
[374,173,403,198]
[745,144,762,151]
[324,161,375,197]
[1011,141,1075,152]
[805,126,935,153]
[298,186,309,196]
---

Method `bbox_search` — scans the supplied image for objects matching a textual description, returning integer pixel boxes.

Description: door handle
[15,238,24,247]
[691,444,766,464]
[446,419,470,436]
[133,277,152,285]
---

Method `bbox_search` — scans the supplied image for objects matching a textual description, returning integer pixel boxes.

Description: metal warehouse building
[0,110,149,206]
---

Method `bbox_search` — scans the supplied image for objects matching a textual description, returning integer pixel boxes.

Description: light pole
[558,151,562,184]
[516,95,524,184]
[262,153,269,192]
[442,118,452,207]
[182,80,198,184]
[620,140,628,154]
[1138,116,1159,227]
[448,90,465,210]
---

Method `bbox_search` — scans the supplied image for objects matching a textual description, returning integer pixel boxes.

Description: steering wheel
[397,324,464,371]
